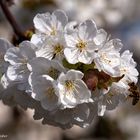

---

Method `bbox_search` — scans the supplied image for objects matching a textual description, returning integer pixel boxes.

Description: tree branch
[0,0,27,42]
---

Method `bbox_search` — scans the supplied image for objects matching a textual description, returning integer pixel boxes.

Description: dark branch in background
[0,0,28,43]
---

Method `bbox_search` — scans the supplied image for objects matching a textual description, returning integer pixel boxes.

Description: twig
[0,0,27,42]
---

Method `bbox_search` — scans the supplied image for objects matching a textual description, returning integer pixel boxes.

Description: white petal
[74,79,91,100]
[57,72,66,85]
[27,57,51,74]
[66,69,84,80]
[65,34,78,47]
[65,21,77,34]
[104,39,122,52]
[98,98,106,116]
[78,50,93,64]
[78,20,97,40]
[4,47,21,65]
[73,104,90,122]
[30,75,53,100]
[0,38,14,53]
[33,12,52,34]
[4,43,35,65]
[19,41,36,59]
[52,10,68,28]
[41,94,59,111]
[31,34,45,50]
[28,57,65,79]
[6,65,29,82]
[94,29,107,45]
[64,48,79,64]
[1,74,12,89]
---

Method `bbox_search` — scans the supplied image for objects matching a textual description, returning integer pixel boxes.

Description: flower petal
[33,12,52,34]
[64,48,79,64]
[52,10,68,29]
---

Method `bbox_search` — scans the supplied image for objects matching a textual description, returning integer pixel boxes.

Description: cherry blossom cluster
[0,10,139,129]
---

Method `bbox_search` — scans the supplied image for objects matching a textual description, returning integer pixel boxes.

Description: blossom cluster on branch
[0,10,139,129]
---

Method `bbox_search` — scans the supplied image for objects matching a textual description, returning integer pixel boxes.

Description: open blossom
[31,10,68,61]
[33,9,68,38]
[4,41,36,91]
[57,69,92,108]
[119,50,139,84]
[94,39,123,77]
[93,46,138,117]
[97,82,129,116]
[28,57,65,111]
[34,36,66,61]
[29,74,60,111]
[28,57,65,80]
[32,9,68,47]
[64,20,97,64]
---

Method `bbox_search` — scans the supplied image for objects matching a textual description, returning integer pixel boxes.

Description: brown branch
[0,0,27,42]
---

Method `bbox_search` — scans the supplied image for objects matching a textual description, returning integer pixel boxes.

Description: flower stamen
[76,40,87,52]
[54,43,63,55]
[65,80,75,91]
[47,67,60,79]
[45,87,55,100]
[101,53,111,64]
[50,27,57,36]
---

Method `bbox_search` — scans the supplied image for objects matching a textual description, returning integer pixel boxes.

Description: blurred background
[0,0,140,140]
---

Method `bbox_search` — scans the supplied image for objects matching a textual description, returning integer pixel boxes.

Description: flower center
[120,67,127,74]
[45,87,55,100]
[76,40,87,52]
[101,53,111,64]
[47,67,60,79]
[50,27,57,36]
[54,43,63,55]
[65,80,75,91]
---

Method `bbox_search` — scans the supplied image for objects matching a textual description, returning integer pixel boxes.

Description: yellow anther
[54,43,63,55]
[65,80,75,91]
[50,27,57,36]
[76,40,87,51]
[45,87,55,100]
[101,53,111,64]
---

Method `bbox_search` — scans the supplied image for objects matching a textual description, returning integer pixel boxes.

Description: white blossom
[31,10,68,61]
[64,20,97,64]
[29,74,60,111]
[119,50,139,84]
[31,9,68,49]
[34,36,66,61]
[94,39,123,77]
[27,57,65,80]
[33,9,68,38]
[4,41,36,91]
[97,81,129,116]
[57,69,92,108]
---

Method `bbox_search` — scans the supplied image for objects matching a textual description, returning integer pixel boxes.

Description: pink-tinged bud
[83,70,98,91]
